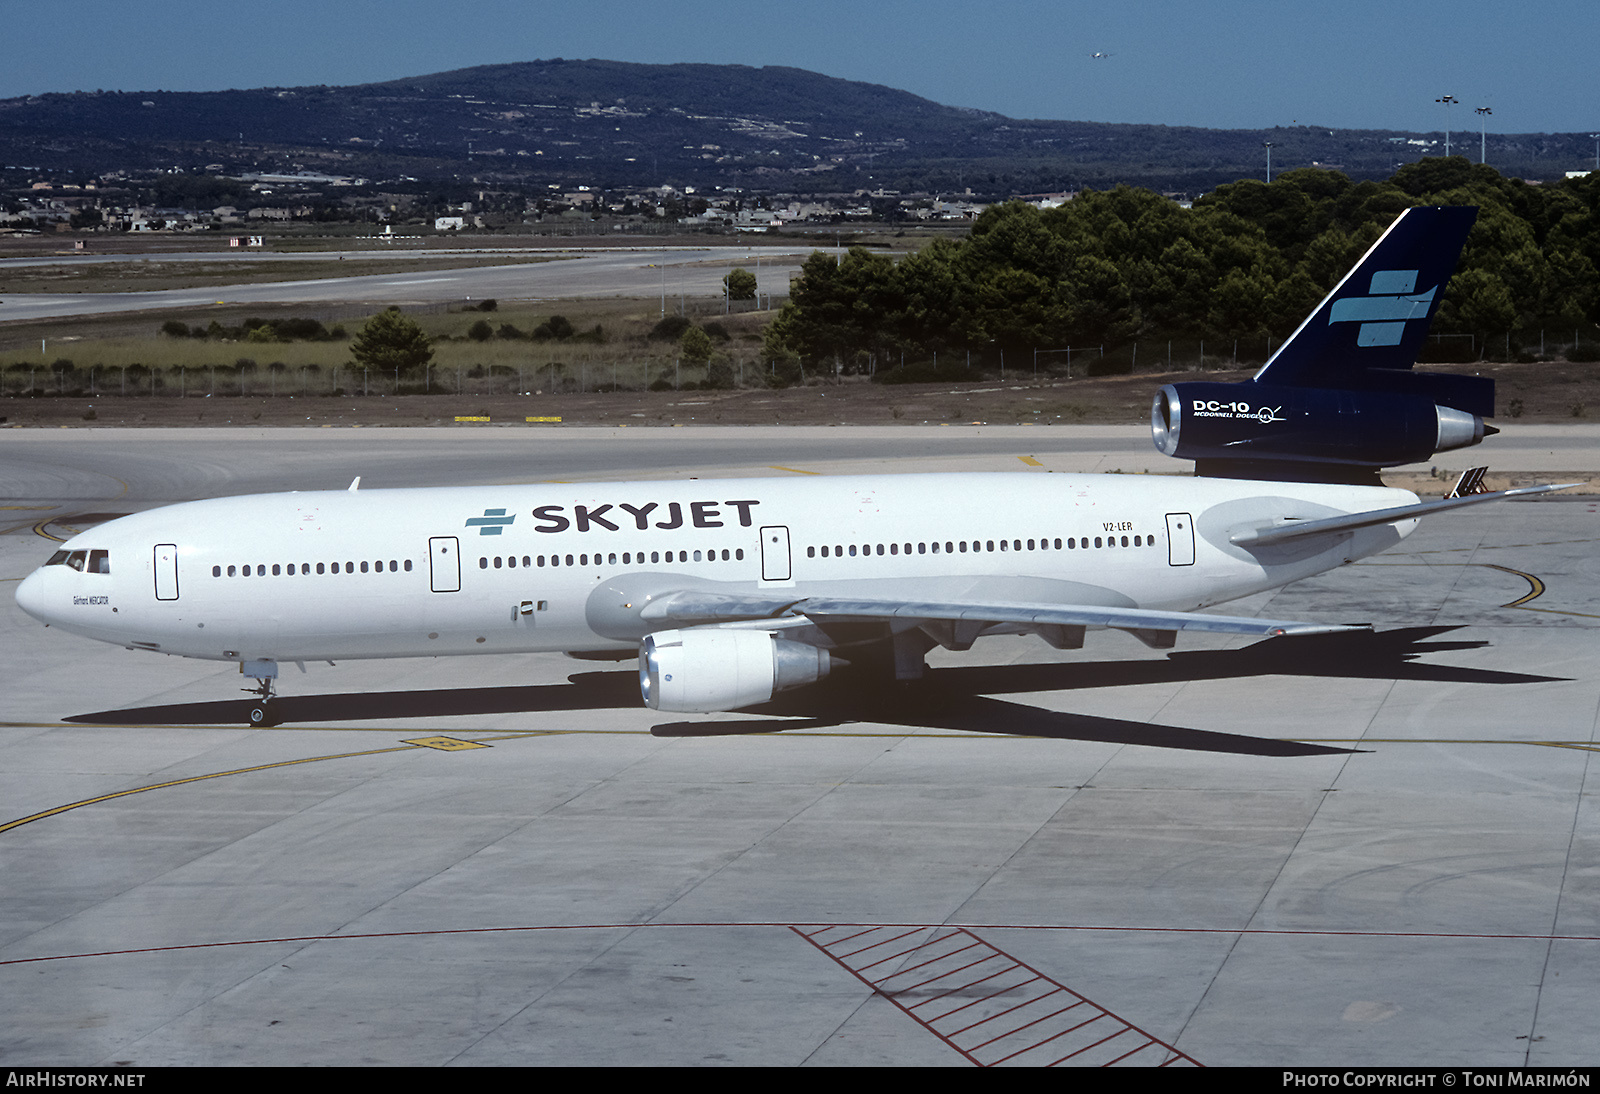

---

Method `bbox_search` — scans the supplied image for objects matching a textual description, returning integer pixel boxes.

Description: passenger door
[429,537,461,593]
[759,525,791,582]
[153,544,179,601]
[1165,513,1195,567]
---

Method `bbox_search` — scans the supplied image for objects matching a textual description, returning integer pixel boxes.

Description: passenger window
[272,564,281,576]
[213,565,222,577]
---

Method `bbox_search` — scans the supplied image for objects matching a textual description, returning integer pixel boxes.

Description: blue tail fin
[1256,205,1481,407]
[1151,206,1494,483]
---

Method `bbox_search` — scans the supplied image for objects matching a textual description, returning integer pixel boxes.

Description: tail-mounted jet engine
[1152,381,1494,474]
[639,628,833,712]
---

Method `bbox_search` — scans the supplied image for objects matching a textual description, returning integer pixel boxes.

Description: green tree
[350,307,433,371]
[679,326,714,368]
[723,267,757,301]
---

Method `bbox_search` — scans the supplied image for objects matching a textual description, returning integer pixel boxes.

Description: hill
[1,59,1595,195]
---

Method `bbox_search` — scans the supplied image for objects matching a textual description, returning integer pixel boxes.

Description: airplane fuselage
[16,472,1417,665]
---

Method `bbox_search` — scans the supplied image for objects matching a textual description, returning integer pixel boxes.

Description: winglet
[348,476,361,493]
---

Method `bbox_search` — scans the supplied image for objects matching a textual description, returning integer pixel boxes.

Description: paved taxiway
[2,426,1598,1066]
[0,245,809,324]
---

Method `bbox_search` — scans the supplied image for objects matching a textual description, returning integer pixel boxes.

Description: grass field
[1,297,780,398]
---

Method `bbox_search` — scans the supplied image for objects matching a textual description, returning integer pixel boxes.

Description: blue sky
[6,0,1595,134]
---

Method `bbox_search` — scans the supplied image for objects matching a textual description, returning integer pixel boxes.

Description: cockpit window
[46,550,69,566]
[65,551,87,572]
[89,550,110,574]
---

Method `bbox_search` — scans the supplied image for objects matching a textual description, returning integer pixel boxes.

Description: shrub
[649,315,692,341]
[532,315,574,341]
[350,307,434,371]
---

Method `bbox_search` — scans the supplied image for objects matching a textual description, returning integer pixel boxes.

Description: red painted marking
[792,924,1201,1067]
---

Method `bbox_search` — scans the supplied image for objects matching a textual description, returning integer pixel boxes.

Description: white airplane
[14,206,1572,726]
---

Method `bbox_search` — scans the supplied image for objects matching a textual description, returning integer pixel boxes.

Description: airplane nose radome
[15,570,49,623]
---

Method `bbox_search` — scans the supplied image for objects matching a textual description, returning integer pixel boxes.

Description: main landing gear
[242,660,280,727]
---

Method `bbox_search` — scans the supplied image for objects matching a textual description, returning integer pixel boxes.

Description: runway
[0,245,810,323]
[2,427,1598,1065]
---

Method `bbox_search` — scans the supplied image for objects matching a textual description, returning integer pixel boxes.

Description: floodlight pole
[1476,107,1492,164]
[1436,94,1459,156]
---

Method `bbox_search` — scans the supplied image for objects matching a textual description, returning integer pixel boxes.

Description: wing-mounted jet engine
[1151,206,1492,483]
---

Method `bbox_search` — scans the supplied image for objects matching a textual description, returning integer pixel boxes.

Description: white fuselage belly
[18,473,1418,663]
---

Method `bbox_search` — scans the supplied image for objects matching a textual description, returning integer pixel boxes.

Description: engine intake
[639,629,833,713]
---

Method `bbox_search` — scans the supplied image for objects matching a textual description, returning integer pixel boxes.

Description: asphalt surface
[0,245,812,322]
[2,426,1598,1066]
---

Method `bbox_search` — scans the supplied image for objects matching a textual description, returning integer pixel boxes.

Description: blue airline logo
[1327,269,1438,347]
[466,508,515,535]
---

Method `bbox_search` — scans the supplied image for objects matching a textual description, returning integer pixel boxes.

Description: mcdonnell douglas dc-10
[15,206,1572,725]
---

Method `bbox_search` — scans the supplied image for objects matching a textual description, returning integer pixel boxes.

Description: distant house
[434,216,467,231]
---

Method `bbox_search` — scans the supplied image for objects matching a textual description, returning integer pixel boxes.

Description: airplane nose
[15,569,51,624]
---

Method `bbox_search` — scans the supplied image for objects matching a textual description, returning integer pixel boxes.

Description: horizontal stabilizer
[1229,482,1582,548]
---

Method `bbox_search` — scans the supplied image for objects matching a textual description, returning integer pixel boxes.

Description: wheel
[248,702,277,727]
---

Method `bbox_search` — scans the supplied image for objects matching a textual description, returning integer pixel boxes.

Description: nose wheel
[241,660,281,727]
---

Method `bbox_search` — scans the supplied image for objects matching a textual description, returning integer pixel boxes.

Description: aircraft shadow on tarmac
[64,627,1564,759]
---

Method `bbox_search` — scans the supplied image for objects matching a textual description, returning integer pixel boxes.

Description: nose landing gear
[242,660,280,727]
